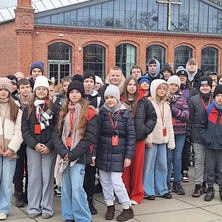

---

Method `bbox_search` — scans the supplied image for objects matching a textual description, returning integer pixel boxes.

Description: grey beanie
[104,85,120,101]
[167,75,181,88]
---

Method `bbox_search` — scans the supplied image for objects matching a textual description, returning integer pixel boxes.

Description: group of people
[0,57,222,222]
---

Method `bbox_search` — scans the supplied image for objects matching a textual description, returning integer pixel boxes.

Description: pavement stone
[6,167,222,222]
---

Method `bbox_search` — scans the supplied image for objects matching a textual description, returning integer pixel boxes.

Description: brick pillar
[14,0,34,76]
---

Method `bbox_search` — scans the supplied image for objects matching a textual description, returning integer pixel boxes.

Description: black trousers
[84,164,96,197]
[182,138,191,173]
[13,142,28,193]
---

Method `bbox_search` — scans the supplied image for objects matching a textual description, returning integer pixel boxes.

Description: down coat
[93,104,136,172]
[121,87,157,141]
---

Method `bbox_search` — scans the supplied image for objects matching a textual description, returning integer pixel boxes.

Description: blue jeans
[0,156,16,214]
[61,163,91,222]
[167,134,186,183]
[143,143,168,196]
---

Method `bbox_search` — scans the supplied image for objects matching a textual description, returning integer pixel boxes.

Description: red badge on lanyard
[34,99,46,134]
[66,105,75,149]
[108,105,121,147]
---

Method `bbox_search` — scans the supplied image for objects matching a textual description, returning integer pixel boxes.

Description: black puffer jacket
[22,103,60,150]
[85,90,104,108]
[93,104,136,173]
[121,87,157,141]
[186,93,213,144]
[52,108,98,164]
[190,69,205,90]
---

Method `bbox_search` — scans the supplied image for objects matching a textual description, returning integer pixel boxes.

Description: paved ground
[7,167,222,222]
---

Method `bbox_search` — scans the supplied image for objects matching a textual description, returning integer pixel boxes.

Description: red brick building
[0,0,222,83]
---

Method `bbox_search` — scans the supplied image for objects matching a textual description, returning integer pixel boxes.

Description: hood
[120,85,145,102]
[161,63,173,74]
[147,58,160,77]
[150,79,169,102]
[186,58,198,81]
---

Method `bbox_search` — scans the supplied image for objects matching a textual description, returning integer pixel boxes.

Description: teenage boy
[160,63,173,81]
[57,76,72,106]
[186,58,204,89]
[176,66,199,182]
[13,78,32,207]
[49,81,62,108]
[29,61,44,90]
[83,70,104,215]
[130,65,143,80]
[146,58,162,82]
[200,85,222,201]
[187,76,213,197]
[98,66,125,100]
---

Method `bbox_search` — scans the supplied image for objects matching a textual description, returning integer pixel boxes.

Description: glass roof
[0,0,90,23]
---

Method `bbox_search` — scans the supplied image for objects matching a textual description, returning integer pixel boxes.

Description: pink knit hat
[0,77,12,93]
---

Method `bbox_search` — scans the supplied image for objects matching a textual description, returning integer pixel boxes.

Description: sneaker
[88,198,97,215]
[167,182,172,193]
[182,172,190,182]
[145,195,155,200]
[15,192,25,208]
[202,181,208,193]
[173,183,185,195]
[162,192,172,199]
[0,213,7,220]
[42,213,52,219]
[28,213,38,219]
[219,190,222,201]
[116,207,134,221]
[204,187,215,201]
[54,186,61,197]
[192,184,203,198]
[170,173,174,182]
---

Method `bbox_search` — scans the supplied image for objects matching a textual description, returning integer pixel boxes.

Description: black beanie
[213,85,222,98]
[161,63,172,74]
[83,70,95,84]
[67,74,85,99]
[197,76,212,89]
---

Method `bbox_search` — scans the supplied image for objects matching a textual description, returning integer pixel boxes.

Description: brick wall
[0,21,17,76]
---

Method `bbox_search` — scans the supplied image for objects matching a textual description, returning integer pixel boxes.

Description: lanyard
[69,105,75,133]
[35,99,46,122]
[108,104,121,131]
[158,103,164,124]
[201,96,211,109]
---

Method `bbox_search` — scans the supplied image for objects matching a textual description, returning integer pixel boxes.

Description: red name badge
[112,136,119,146]
[163,127,167,137]
[66,137,71,147]
[34,124,41,134]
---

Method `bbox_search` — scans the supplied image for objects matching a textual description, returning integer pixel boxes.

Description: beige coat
[146,79,175,149]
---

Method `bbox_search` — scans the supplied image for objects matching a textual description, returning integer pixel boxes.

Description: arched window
[116,43,136,77]
[174,46,193,70]
[146,45,165,71]
[48,42,72,84]
[83,44,106,80]
[201,47,218,75]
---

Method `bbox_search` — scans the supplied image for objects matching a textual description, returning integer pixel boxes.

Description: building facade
[0,0,222,83]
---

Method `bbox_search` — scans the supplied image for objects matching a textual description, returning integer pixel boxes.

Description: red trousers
[122,140,145,204]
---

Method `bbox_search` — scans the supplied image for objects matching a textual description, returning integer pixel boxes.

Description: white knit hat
[95,76,103,85]
[167,75,181,88]
[33,75,50,91]
[104,85,120,101]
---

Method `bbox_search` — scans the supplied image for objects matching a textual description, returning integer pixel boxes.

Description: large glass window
[174,46,193,70]
[35,0,222,34]
[116,44,136,77]
[201,47,218,75]
[146,45,165,71]
[83,44,106,80]
[48,43,72,84]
